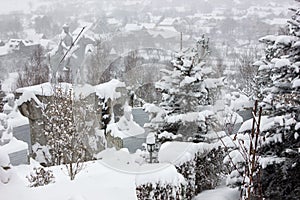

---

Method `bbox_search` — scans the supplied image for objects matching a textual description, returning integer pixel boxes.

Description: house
[7,39,40,53]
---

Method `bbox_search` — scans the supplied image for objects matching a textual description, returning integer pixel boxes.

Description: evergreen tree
[254,2,300,198]
[154,36,222,142]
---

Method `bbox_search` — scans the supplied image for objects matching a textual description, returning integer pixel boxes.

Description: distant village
[0,0,292,72]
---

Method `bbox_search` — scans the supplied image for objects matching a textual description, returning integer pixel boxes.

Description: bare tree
[42,87,86,180]
[16,46,49,88]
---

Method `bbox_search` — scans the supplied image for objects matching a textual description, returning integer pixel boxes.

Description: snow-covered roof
[124,23,143,32]
[140,23,156,29]
[8,39,39,48]
[155,25,178,33]
[147,28,179,39]
[159,18,177,26]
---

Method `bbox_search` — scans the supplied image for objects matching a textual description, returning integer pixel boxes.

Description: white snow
[259,156,285,169]
[237,116,276,133]
[224,149,244,165]
[275,35,297,46]
[158,141,212,166]
[259,35,277,43]
[16,90,43,106]
[193,186,239,200]
[16,79,126,105]
[253,60,265,66]
[204,78,224,89]
[292,78,300,88]
[146,132,155,144]
[1,73,18,93]
[0,151,10,167]
[166,110,215,124]
[158,131,182,140]
[107,111,145,139]
[135,163,186,186]
[94,79,126,100]
[0,137,28,155]
[271,58,290,68]
[16,82,72,97]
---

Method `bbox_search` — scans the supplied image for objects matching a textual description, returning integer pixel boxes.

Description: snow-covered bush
[158,142,225,198]
[194,147,224,193]
[26,167,55,187]
[135,163,187,200]
[136,183,186,200]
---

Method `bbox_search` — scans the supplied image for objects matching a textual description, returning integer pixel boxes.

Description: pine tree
[254,2,300,198]
[154,36,221,142]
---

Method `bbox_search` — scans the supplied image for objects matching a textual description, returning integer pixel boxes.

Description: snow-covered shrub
[135,163,187,199]
[26,167,55,187]
[136,183,186,200]
[175,159,196,199]
[194,147,224,193]
[158,142,225,198]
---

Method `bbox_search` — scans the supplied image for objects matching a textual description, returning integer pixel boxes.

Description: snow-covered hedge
[157,142,225,198]
[136,183,186,200]
[135,163,186,200]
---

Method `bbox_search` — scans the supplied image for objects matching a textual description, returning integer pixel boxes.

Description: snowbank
[193,186,239,200]
[0,137,28,155]
[158,141,212,166]
[135,163,185,186]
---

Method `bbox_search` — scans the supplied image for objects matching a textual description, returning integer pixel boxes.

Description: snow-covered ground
[193,186,239,200]
[1,148,239,200]
[1,159,137,200]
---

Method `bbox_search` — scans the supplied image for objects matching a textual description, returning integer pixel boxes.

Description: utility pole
[180,32,183,51]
